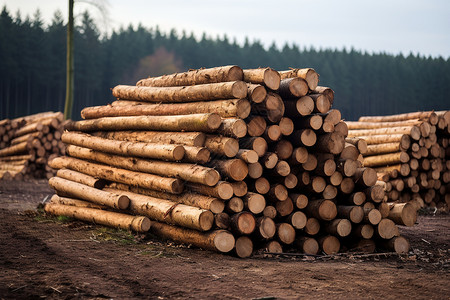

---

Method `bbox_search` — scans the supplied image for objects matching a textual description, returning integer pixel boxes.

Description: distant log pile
[347,111,450,212]
[0,111,65,180]
[45,65,415,257]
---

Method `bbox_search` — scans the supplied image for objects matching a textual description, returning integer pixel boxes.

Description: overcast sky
[2,0,449,58]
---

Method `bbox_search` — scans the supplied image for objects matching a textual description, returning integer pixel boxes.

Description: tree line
[0,6,449,121]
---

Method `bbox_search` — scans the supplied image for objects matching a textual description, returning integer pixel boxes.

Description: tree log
[278,77,309,98]
[44,202,150,232]
[56,168,106,189]
[230,211,256,235]
[304,199,337,221]
[387,202,417,227]
[363,152,410,168]
[284,96,314,117]
[279,68,319,90]
[93,131,205,147]
[218,118,247,138]
[243,68,280,90]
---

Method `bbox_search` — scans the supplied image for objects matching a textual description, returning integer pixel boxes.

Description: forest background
[0,6,449,121]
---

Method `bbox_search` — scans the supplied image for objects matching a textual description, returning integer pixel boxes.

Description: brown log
[337,205,364,224]
[113,81,247,102]
[56,168,106,189]
[65,113,222,133]
[276,223,296,245]
[208,159,248,181]
[263,125,282,142]
[260,241,283,253]
[278,77,309,98]
[254,216,276,239]
[230,181,248,197]
[218,118,247,138]
[295,114,323,130]
[363,152,409,168]
[335,121,349,137]
[252,92,285,123]
[345,137,368,155]
[310,94,331,114]
[230,211,256,235]
[268,183,288,201]
[295,237,319,255]
[236,149,259,164]
[181,146,210,164]
[226,197,244,213]
[186,181,233,200]
[281,173,298,189]
[235,236,253,258]
[336,159,358,177]
[111,183,225,214]
[48,177,129,209]
[263,205,277,219]
[346,119,422,130]
[340,177,355,194]
[340,143,359,160]
[14,118,59,137]
[353,224,374,239]
[348,126,421,141]
[136,65,243,86]
[278,117,294,136]
[246,115,267,137]
[365,142,408,156]
[275,197,294,217]
[150,222,235,253]
[243,68,280,90]
[273,140,293,160]
[318,235,340,254]
[287,211,307,230]
[291,193,308,209]
[106,188,214,231]
[363,185,385,203]
[65,145,219,186]
[379,236,410,254]
[243,192,266,214]
[329,171,343,186]
[81,99,251,119]
[272,160,291,177]
[204,135,239,158]
[302,153,318,171]
[387,203,417,227]
[248,162,263,179]
[214,212,230,229]
[247,84,267,103]
[304,199,337,221]
[49,156,183,194]
[10,131,43,145]
[279,68,319,90]
[325,219,352,237]
[313,132,345,154]
[358,111,438,123]
[364,208,382,225]
[93,131,205,147]
[0,154,32,162]
[0,141,28,157]
[249,177,270,194]
[353,167,377,187]
[49,194,107,209]
[322,185,338,200]
[44,202,150,232]
[345,191,366,206]
[374,164,410,177]
[304,218,320,235]
[261,152,278,169]
[376,218,399,239]
[284,96,314,117]
[289,129,316,147]
[289,147,308,165]
[239,137,267,157]
[316,154,336,176]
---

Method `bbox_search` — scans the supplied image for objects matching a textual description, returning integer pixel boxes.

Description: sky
[2,0,450,58]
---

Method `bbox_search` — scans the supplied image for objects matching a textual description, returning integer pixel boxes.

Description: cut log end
[214,230,236,253]
[320,235,340,255]
[257,217,276,239]
[235,236,253,258]
[277,223,296,245]
[264,69,281,90]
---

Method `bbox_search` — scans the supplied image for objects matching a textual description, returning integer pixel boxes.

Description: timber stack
[0,111,65,180]
[347,111,450,213]
[45,65,413,257]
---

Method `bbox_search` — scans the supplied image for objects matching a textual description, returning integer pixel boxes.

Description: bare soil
[0,179,449,300]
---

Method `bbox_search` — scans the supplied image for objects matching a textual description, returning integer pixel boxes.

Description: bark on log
[105,188,214,231]
[113,81,247,102]
[304,199,337,221]
[44,202,150,232]
[49,156,183,194]
[136,65,243,87]
[204,135,239,158]
[48,176,129,209]
[348,126,421,140]
[218,118,247,138]
[358,111,438,122]
[387,202,417,227]
[278,77,309,98]
[62,132,185,161]
[243,68,281,90]
[66,113,221,133]
[279,68,319,90]
[284,96,314,117]
[81,99,251,119]
[93,131,205,147]
[186,181,233,200]
[208,159,248,181]
[363,152,410,168]
[313,132,345,154]
[150,221,235,253]
[50,194,107,209]
[65,145,219,186]
[56,168,106,189]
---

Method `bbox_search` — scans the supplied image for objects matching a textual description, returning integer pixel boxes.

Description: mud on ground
[0,180,449,299]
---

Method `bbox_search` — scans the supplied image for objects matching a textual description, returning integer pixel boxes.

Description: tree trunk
[243,68,280,90]
[93,131,205,147]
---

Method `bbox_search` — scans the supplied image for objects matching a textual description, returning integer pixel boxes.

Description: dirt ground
[0,180,449,300]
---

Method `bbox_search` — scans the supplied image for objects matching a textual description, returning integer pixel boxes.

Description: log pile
[347,111,450,212]
[45,65,413,257]
[0,112,65,180]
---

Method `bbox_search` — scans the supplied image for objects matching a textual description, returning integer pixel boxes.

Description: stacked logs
[347,111,450,212]
[0,111,65,180]
[45,66,412,257]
